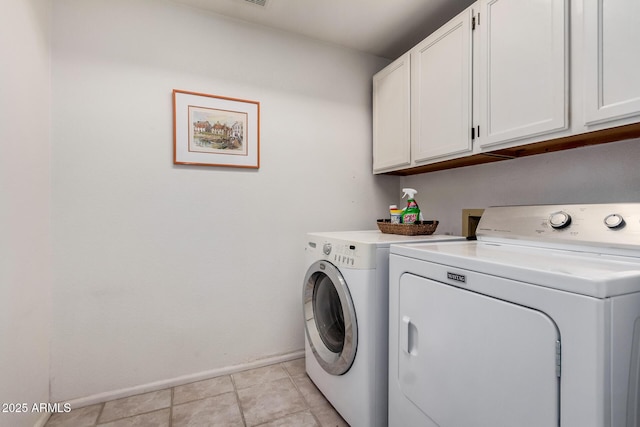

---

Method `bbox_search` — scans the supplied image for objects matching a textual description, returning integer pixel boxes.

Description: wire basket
[377,219,439,236]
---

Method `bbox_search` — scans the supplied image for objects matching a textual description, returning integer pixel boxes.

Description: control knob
[604,214,625,229]
[549,211,571,229]
[323,243,332,255]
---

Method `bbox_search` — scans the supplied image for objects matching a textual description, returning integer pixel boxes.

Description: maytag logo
[447,272,466,283]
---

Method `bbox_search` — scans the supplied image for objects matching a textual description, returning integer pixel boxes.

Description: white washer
[303,230,464,427]
[388,204,640,427]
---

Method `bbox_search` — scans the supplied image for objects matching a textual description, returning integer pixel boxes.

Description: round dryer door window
[303,260,357,375]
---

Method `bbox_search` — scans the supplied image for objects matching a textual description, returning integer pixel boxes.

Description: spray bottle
[401,188,421,224]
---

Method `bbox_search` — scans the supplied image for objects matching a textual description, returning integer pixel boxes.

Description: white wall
[0,0,52,426]
[50,0,395,401]
[400,139,640,236]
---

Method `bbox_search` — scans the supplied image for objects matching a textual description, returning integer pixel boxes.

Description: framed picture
[173,89,260,168]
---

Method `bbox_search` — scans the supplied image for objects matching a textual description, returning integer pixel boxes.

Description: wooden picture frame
[173,89,260,168]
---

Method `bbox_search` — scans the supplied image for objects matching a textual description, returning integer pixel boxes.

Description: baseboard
[60,349,304,409]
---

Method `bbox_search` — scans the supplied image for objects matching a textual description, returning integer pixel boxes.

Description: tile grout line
[92,388,172,426]
[94,402,106,426]
[230,373,249,427]
[235,362,311,427]
[252,408,317,427]
[169,386,174,427]
[96,408,170,426]
[283,361,323,427]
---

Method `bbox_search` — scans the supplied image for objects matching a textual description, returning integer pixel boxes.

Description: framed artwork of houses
[173,90,260,168]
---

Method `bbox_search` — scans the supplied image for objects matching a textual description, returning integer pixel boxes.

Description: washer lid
[306,230,464,269]
[307,230,463,247]
[391,241,640,298]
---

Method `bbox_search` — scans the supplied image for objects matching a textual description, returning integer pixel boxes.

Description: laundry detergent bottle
[401,188,421,224]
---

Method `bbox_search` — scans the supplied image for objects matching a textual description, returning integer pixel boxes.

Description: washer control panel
[307,238,377,269]
[476,203,640,252]
[330,243,357,267]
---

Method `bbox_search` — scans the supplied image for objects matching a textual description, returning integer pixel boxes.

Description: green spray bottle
[401,188,421,224]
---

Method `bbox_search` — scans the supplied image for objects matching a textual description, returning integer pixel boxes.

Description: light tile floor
[44,358,348,427]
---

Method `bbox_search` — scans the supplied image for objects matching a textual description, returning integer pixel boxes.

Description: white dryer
[388,204,640,427]
[303,230,464,427]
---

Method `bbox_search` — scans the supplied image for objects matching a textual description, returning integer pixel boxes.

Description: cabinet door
[478,0,568,149]
[411,7,473,163]
[373,54,411,173]
[584,0,640,125]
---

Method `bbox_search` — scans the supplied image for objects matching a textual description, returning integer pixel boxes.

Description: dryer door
[303,260,357,375]
[397,272,560,427]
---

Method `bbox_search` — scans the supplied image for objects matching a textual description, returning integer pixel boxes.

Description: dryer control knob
[604,214,625,229]
[323,243,332,255]
[549,211,571,229]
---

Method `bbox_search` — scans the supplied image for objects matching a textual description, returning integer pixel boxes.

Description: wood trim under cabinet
[384,122,640,176]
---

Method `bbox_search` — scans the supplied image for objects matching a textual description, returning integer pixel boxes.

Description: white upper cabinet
[411,7,474,163]
[477,0,568,149]
[372,0,640,175]
[373,53,411,173]
[584,0,640,126]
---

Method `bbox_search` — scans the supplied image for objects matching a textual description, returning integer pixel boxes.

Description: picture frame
[173,89,260,168]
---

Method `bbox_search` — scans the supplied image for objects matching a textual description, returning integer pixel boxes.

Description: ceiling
[171,0,475,60]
